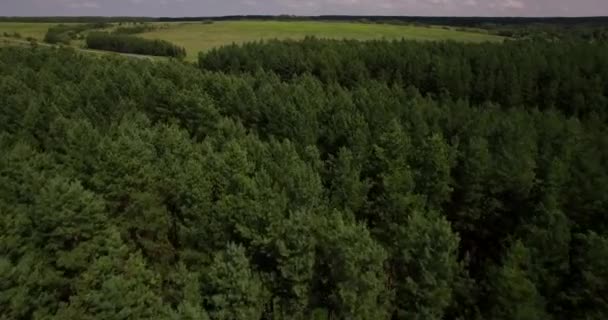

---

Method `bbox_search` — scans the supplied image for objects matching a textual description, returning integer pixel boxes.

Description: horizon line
[1,14,608,19]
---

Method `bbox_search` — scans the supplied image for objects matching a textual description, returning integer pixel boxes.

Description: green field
[0,21,504,61]
[141,21,504,61]
[0,22,61,39]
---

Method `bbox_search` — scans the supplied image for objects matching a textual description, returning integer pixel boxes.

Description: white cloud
[242,0,258,6]
[70,1,99,9]
[502,0,525,9]
[427,0,450,5]
[159,0,187,6]
[58,0,100,9]
[5,0,607,17]
[276,0,318,9]
[327,0,362,5]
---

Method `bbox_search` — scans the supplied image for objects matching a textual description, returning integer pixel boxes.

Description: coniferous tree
[202,243,266,320]
[393,210,461,320]
[487,241,550,320]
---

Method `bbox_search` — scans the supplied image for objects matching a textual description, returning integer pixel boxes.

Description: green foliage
[56,230,170,320]
[113,24,157,35]
[200,38,608,118]
[487,241,549,320]
[312,213,391,320]
[202,244,266,320]
[394,210,461,320]
[253,211,317,318]
[171,270,210,320]
[328,148,369,214]
[86,32,186,58]
[44,23,110,45]
[0,33,607,319]
[567,232,608,319]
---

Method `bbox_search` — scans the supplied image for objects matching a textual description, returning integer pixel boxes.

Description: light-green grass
[0,22,62,40]
[0,21,504,62]
[140,21,504,61]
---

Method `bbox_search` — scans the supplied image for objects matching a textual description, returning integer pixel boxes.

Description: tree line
[2,15,608,26]
[0,35,607,320]
[199,37,608,119]
[112,23,159,35]
[43,23,111,45]
[86,32,186,58]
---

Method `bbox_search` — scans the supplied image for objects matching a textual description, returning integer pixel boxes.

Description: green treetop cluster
[0,36,607,319]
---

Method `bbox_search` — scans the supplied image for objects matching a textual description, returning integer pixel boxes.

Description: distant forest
[2,15,608,25]
[3,15,608,40]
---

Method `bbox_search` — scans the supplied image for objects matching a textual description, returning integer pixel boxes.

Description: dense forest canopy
[1,27,607,320]
[200,38,608,118]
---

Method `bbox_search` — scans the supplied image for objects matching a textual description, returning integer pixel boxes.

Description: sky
[1,0,607,17]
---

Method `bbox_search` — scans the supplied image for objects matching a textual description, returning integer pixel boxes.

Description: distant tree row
[2,31,22,39]
[113,24,158,35]
[2,15,608,26]
[489,24,608,41]
[44,23,111,44]
[86,32,186,58]
[200,37,608,118]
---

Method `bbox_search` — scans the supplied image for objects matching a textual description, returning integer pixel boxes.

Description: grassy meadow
[0,22,60,39]
[141,21,504,61]
[0,20,504,61]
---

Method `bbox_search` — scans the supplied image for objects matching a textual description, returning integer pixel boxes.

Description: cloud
[58,0,100,9]
[326,0,359,4]
[158,0,187,6]
[275,0,318,10]
[242,0,258,6]
[502,0,525,9]
[1,0,608,17]
[427,0,450,5]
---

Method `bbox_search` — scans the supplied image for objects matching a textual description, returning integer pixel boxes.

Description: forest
[85,32,186,58]
[44,23,111,45]
[112,24,159,35]
[1,29,607,320]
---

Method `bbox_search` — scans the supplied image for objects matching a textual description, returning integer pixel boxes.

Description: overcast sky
[1,0,607,17]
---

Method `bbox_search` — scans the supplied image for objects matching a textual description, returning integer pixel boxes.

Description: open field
[0,36,162,61]
[141,21,504,61]
[0,21,504,61]
[0,22,61,40]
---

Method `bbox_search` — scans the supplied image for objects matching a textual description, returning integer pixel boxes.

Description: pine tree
[202,243,266,320]
[55,229,170,319]
[567,232,608,319]
[394,210,461,320]
[487,241,549,320]
[313,213,391,320]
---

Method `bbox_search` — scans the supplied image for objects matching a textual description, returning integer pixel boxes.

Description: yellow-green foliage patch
[140,21,504,61]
